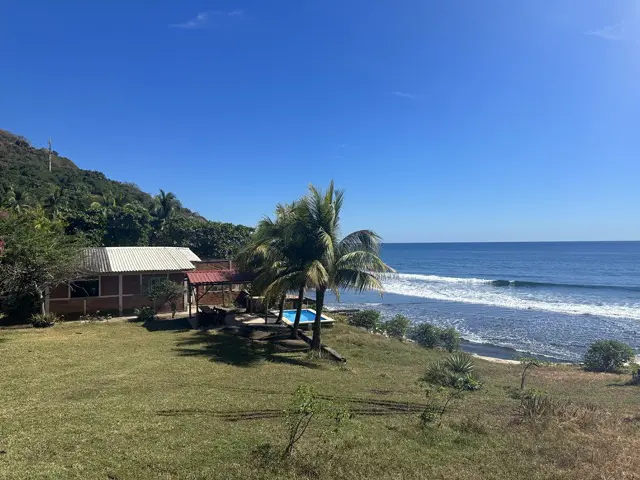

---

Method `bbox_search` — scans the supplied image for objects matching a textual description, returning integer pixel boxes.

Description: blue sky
[2,0,639,242]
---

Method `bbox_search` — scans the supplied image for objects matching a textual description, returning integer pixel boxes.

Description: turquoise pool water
[282,309,320,323]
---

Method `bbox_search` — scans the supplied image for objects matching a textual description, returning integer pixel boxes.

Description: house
[46,247,201,318]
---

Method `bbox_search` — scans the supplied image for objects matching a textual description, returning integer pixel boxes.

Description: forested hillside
[0,129,252,258]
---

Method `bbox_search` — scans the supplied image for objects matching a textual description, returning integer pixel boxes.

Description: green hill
[1,129,170,212]
[0,129,252,258]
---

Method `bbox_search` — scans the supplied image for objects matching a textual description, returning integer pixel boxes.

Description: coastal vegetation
[583,339,635,373]
[237,181,392,351]
[0,320,638,479]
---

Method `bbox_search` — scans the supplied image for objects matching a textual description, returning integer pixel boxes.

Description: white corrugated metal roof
[82,247,201,274]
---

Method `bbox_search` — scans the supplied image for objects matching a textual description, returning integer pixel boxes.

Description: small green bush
[410,323,441,348]
[423,353,482,391]
[440,327,461,352]
[348,310,381,332]
[381,314,411,339]
[410,323,461,352]
[133,306,155,323]
[31,312,58,328]
[583,340,634,373]
[146,279,183,318]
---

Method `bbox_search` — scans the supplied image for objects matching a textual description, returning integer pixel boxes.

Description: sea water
[325,242,640,361]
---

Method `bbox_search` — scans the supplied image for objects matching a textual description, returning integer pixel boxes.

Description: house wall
[48,272,187,318]
[193,260,234,271]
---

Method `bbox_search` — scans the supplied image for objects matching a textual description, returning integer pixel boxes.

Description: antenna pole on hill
[48,137,52,172]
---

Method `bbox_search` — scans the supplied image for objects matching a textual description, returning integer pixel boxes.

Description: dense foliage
[410,323,461,352]
[381,313,411,339]
[0,129,253,259]
[583,340,634,373]
[147,278,183,318]
[0,208,85,318]
[236,182,393,350]
[348,310,382,331]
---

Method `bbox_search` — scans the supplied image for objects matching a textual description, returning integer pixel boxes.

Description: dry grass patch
[0,320,638,479]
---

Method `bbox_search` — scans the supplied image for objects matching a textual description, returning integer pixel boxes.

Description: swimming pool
[281,308,335,325]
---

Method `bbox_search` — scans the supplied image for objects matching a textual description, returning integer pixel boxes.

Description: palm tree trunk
[277,294,286,324]
[290,286,305,339]
[311,287,325,351]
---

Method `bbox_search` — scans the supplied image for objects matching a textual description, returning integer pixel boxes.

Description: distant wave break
[383,273,640,321]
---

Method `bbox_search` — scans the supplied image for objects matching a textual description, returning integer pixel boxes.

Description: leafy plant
[583,340,635,373]
[439,327,461,352]
[31,312,59,328]
[423,353,482,391]
[381,314,411,339]
[282,385,351,458]
[348,310,382,332]
[410,323,462,352]
[146,279,183,318]
[420,386,463,429]
[517,356,545,390]
[133,306,155,323]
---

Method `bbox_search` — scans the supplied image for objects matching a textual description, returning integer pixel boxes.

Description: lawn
[1,318,639,479]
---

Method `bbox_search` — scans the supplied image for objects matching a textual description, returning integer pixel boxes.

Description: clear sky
[2,1,639,242]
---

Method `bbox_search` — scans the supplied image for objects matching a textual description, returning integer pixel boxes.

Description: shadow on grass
[143,318,192,333]
[173,330,321,369]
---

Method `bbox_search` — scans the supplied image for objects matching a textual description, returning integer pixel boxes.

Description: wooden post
[118,275,123,316]
[188,284,192,318]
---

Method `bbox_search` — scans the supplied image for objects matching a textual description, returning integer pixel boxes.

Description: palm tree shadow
[174,330,321,369]
[143,318,192,333]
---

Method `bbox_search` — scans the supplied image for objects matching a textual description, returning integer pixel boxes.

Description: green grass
[1,319,639,479]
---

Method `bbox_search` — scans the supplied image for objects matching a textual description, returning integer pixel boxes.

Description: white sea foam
[383,273,640,321]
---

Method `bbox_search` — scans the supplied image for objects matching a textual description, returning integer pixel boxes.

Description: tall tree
[0,208,85,316]
[236,203,315,338]
[154,189,181,222]
[297,182,394,351]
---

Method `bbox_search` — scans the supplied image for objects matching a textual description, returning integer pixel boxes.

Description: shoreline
[460,340,573,364]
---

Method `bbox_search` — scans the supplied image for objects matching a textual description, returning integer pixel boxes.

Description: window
[142,274,168,294]
[70,279,100,298]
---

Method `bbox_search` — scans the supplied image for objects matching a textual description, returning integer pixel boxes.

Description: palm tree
[236,202,319,339]
[2,186,32,213]
[154,189,181,222]
[43,187,66,219]
[297,182,394,351]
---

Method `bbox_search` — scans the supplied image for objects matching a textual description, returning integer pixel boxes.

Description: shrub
[133,306,155,323]
[410,323,441,348]
[440,327,461,352]
[381,314,411,339]
[146,279,183,318]
[410,323,461,352]
[31,312,58,328]
[423,353,482,391]
[583,340,634,373]
[348,310,381,332]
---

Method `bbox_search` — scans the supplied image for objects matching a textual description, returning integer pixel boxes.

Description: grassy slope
[0,320,639,480]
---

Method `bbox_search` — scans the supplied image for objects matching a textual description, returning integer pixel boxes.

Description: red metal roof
[186,269,253,285]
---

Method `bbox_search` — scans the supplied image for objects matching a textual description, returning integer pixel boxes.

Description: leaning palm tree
[297,181,394,351]
[236,202,319,339]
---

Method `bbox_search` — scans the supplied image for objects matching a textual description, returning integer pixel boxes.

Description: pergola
[186,270,253,318]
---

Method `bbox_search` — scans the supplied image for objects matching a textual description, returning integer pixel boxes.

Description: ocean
[325,242,640,361]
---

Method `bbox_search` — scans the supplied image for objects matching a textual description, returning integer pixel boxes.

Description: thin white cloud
[170,10,244,29]
[585,21,626,40]
[392,91,422,100]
